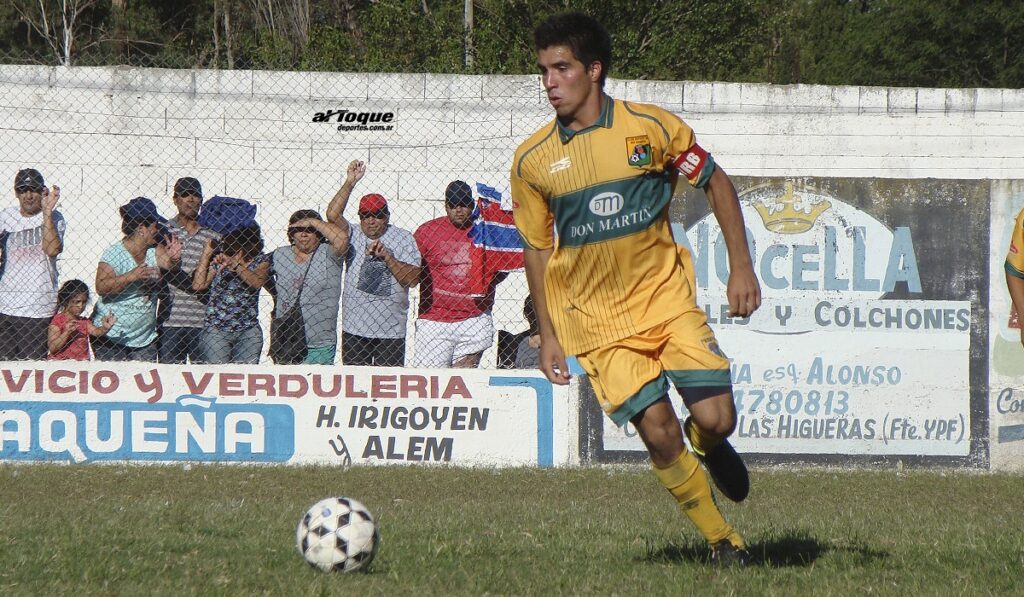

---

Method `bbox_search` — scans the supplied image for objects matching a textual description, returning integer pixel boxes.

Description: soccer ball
[296,497,380,573]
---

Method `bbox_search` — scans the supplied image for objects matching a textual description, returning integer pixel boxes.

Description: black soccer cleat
[686,417,750,503]
[710,539,750,568]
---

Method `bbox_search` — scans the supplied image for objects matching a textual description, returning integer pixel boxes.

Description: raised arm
[41,186,63,257]
[325,160,367,241]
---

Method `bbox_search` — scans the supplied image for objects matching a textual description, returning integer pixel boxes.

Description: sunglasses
[359,210,388,220]
[446,201,474,209]
[289,226,317,235]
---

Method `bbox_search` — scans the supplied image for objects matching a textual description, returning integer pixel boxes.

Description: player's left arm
[704,165,761,318]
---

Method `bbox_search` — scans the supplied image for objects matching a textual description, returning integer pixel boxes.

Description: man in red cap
[326,160,421,366]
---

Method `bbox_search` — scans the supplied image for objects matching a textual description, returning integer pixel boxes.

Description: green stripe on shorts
[665,369,732,388]
[609,375,669,427]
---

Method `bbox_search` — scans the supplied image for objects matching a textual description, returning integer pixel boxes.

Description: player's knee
[692,410,736,438]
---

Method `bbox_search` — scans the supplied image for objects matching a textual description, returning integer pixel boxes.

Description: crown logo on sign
[752,182,831,234]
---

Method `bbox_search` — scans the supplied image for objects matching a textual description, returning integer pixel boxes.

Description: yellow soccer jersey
[1006,206,1024,279]
[511,95,716,355]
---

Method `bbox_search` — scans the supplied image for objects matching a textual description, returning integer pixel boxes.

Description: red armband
[672,143,710,179]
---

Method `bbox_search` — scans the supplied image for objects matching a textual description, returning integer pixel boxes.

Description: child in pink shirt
[48,279,116,360]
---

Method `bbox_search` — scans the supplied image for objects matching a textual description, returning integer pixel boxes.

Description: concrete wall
[2,65,1024,466]
[1,65,1021,368]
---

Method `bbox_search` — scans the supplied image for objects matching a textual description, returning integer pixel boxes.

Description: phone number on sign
[733,389,849,416]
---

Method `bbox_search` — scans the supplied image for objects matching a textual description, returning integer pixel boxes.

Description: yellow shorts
[577,308,732,427]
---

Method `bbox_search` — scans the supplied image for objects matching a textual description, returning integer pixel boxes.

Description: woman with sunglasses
[269,209,348,364]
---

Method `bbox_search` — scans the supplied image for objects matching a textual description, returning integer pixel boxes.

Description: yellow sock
[684,417,718,457]
[653,451,744,548]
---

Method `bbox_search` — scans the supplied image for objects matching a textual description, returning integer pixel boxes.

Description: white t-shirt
[342,223,420,339]
[0,207,66,318]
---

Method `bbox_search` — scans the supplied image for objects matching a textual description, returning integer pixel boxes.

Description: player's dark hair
[57,279,90,311]
[534,12,612,87]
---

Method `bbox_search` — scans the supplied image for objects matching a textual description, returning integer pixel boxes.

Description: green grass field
[0,464,1021,595]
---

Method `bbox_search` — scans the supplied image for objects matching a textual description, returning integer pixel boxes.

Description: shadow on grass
[641,530,888,568]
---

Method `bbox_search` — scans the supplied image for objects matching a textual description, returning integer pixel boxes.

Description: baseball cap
[173,176,203,198]
[119,196,168,224]
[445,180,474,207]
[358,193,389,213]
[14,168,45,192]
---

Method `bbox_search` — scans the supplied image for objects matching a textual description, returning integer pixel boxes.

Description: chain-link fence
[0,60,556,368]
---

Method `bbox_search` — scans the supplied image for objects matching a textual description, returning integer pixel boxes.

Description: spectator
[326,160,421,366]
[0,168,66,360]
[413,180,505,368]
[514,295,541,369]
[160,176,220,363]
[92,197,182,361]
[192,225,270,364]
[48,279,115,361]
[270,210,348,365]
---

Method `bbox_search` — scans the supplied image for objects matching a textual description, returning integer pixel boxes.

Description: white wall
[1,65,1021,365]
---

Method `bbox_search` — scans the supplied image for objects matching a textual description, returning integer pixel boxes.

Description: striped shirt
[511,95,715,355]
[164,219,220,328]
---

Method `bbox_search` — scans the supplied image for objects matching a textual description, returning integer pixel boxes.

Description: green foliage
[1,0,1023,88]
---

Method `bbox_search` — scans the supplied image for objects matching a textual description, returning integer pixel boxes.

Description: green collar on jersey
[557,94,613,144]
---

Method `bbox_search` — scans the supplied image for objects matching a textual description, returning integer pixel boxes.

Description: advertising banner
[0,362,576,467]
[989,180,1024,471]
[597,178,988,462]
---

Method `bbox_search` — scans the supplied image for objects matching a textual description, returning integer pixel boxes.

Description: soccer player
[511,13,762,566]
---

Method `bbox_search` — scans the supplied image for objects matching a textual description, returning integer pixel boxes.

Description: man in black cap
[159,176,220,363]
[412,180,504,368]
[0,168,66,360]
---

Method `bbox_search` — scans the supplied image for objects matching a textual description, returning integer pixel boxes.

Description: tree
[13,0,100,66]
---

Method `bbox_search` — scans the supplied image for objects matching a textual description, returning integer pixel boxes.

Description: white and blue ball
[296,497,379,573]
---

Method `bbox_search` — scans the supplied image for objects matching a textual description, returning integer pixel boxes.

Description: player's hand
[539,335,572,385]
[726,264,761,318]
[346,160,366,184]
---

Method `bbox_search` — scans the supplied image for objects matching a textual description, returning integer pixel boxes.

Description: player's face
[537,45,601,127]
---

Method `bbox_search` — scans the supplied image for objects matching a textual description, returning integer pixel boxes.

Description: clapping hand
[366,239,392,261]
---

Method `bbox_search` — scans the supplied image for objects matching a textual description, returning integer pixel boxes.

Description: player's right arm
[511,143,570,384]
[523,248,570,385]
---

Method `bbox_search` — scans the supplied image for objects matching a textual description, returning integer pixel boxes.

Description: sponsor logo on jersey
[588,192,624,217]
[626,135,652,167]
[549,157,572,174]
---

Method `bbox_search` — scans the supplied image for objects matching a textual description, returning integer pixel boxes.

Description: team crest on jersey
[702,336,727,359]
[626,135,652,167]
